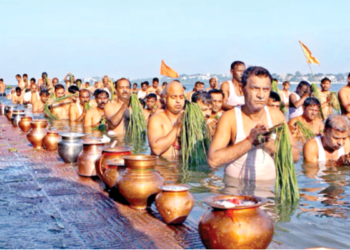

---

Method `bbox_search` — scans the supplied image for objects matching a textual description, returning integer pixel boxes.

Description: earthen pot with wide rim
[155,184,194,224]
[118,155,164,209]
[96,142,132,188]
[26,119,48,149]
[19,116,33,132]
[77,139,105,177]
[198,195,274,249]
[42,130,61,151]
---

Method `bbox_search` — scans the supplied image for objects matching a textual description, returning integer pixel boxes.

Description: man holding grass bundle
[69,89,91,122]
[148,81,185,158]
[208,66,299,181]
[84,90,109,128]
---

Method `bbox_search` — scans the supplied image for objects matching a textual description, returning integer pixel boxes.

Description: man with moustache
[208,66,299,181]
[104,78,131,137]
[50,84,71,119]
[338,73,350,119]
[69,89,91,122]
[33,90,50,113]
[147,77,162,97]
[303,115,350,165]
[84,90,109,127]
[206,78,218,91]
[221,61,246,110]
[0,79,6,96]
[288,97,324,139]
[318,77,337,120]
[148,81,185,158]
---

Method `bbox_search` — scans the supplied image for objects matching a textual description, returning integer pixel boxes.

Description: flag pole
[298,41,316,81]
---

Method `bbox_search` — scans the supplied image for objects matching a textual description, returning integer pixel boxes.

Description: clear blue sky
[0,0,349,83]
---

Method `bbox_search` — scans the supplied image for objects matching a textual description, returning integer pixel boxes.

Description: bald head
[165,81,184,96]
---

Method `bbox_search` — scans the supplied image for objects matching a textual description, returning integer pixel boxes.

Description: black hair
[54,84,65,91]
[241,66,272,87]
[272,78,278,82]
[269,91,281,102]
[114,78,131,89]
[152,77,159,82]
[42,72,48,77]
[192,91,212,105]
[68,85,79,94]
[297,80,311,89]
[162,82,167,86]
[79,89,91,96]
[139,98,145,108]
[141,82,148,87]
[15,74,21,78]
[303,97,320,108]
[96,89,109,98]
[30,78,36,83]
[23,74,28,77]
[133,83,138,86]
[40,90,50,96]
[348,73,350,78]
[15,87,21,92]
[76,79,82,83]
[173,79,180,83]
[195,81,204,86]
[282,81,290,85]
[144,81,149,86]
[321,77,331,84]
[230,61,245,70]
[0,79,3,82]
[145,93,157,100]
[208,89,224,98]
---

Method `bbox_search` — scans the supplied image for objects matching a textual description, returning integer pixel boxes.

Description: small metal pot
[0,104,7,115]
[58,133,84,163]
[11,111,25,127]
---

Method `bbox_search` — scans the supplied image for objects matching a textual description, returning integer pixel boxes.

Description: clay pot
[19,117,33,132]
[43,130,61,151]
[155,184,194,224]
[26,119,48,149]
[77,139,105,177]
[118,155,164,209]
[198,195,274,249]
[58,133,84,163]
[96,144,132,188]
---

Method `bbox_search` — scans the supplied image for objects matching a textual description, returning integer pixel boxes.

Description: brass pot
[96,145,132,188]
[19,116,33,132]
[118,155,164,209]
[43,130,61,151]
[198,195,274,249]
[77,139,105,177]
[26,119,48,149]
[155,184,194,224]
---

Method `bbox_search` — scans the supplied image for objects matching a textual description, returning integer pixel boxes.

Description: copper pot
[43,130,61,151]
[118,155,164,209]
[198,195,274,249]
[155,184,194,224]
[96,144,132,188]
[26,119,48,149]
[77,139,105,177]
[19,116,33,132]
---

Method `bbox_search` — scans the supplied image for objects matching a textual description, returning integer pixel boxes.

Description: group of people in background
[1,61,350,181]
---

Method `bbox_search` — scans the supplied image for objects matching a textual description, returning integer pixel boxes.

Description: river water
[2,83,350,249]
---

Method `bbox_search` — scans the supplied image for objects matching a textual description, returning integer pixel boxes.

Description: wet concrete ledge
[0,116,204,249]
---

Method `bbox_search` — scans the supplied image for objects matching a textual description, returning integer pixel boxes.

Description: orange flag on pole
[299,41,320,65]
[160,60,179,78]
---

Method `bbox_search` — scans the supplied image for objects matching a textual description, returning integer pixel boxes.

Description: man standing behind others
[16,74,25,90]
[0,79,6,96]
[338,73,350,119]
[147,78,162,97]
[221,61,246,110]
[206,78,218,91]
[38,72,52,89]
[208,66,299,181]
[289,81,311,120]
[138,82,148,99]
[148,81,185,158]
[69,89,91,122]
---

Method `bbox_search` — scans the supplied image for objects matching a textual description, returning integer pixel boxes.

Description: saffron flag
[299,41,320,65]
[160,60,179,78]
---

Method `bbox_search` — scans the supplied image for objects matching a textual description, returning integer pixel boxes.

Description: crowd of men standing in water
[1,62,350,181]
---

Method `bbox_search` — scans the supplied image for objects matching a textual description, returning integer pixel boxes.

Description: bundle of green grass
[44,94,74,120]
[294,120,315,141]
[126,93,147,143]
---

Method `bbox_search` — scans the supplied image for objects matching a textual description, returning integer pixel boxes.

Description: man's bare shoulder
[218,108,236,126]
[267,106,286,123]
[288,116,299,125]
[339,85,350,94]
[220,81,229,89]
[148,110,166,123]
[304,136,317,148]
[86,107,98,115]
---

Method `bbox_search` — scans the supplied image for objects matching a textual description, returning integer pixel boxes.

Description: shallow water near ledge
[1,83,349,248]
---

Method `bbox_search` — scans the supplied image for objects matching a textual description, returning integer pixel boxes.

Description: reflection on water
[2,86,350,248]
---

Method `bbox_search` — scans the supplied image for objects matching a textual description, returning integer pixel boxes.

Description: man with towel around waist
[208,66,299,182]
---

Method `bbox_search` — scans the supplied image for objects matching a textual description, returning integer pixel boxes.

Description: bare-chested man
[102,75,112,98]
[208,66,299,181]
[33,90,50,113]
[30,80,40,104]
[69,89,91,122]
[221,61,246,110]
[148,81,185,158]
[38,72,52,89]
[143,93,161,122]
[7,88,15,100]
[207,89,224,135]
[104,78,131,138]
[338,74,350,119]
[187,81,204,101]
[16,74,25,90]
[303,115,350,166]
[12,87,23,104]
[52,77,59,86]
[0,79,6,96]
[132,83,138,94]
[147,78,162,97]
[23,74,29,89]
[206,78,218,91]
[50,84,71,119]
[288,97,324,140]
[318,77,337,120]
[84,90,109,127]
